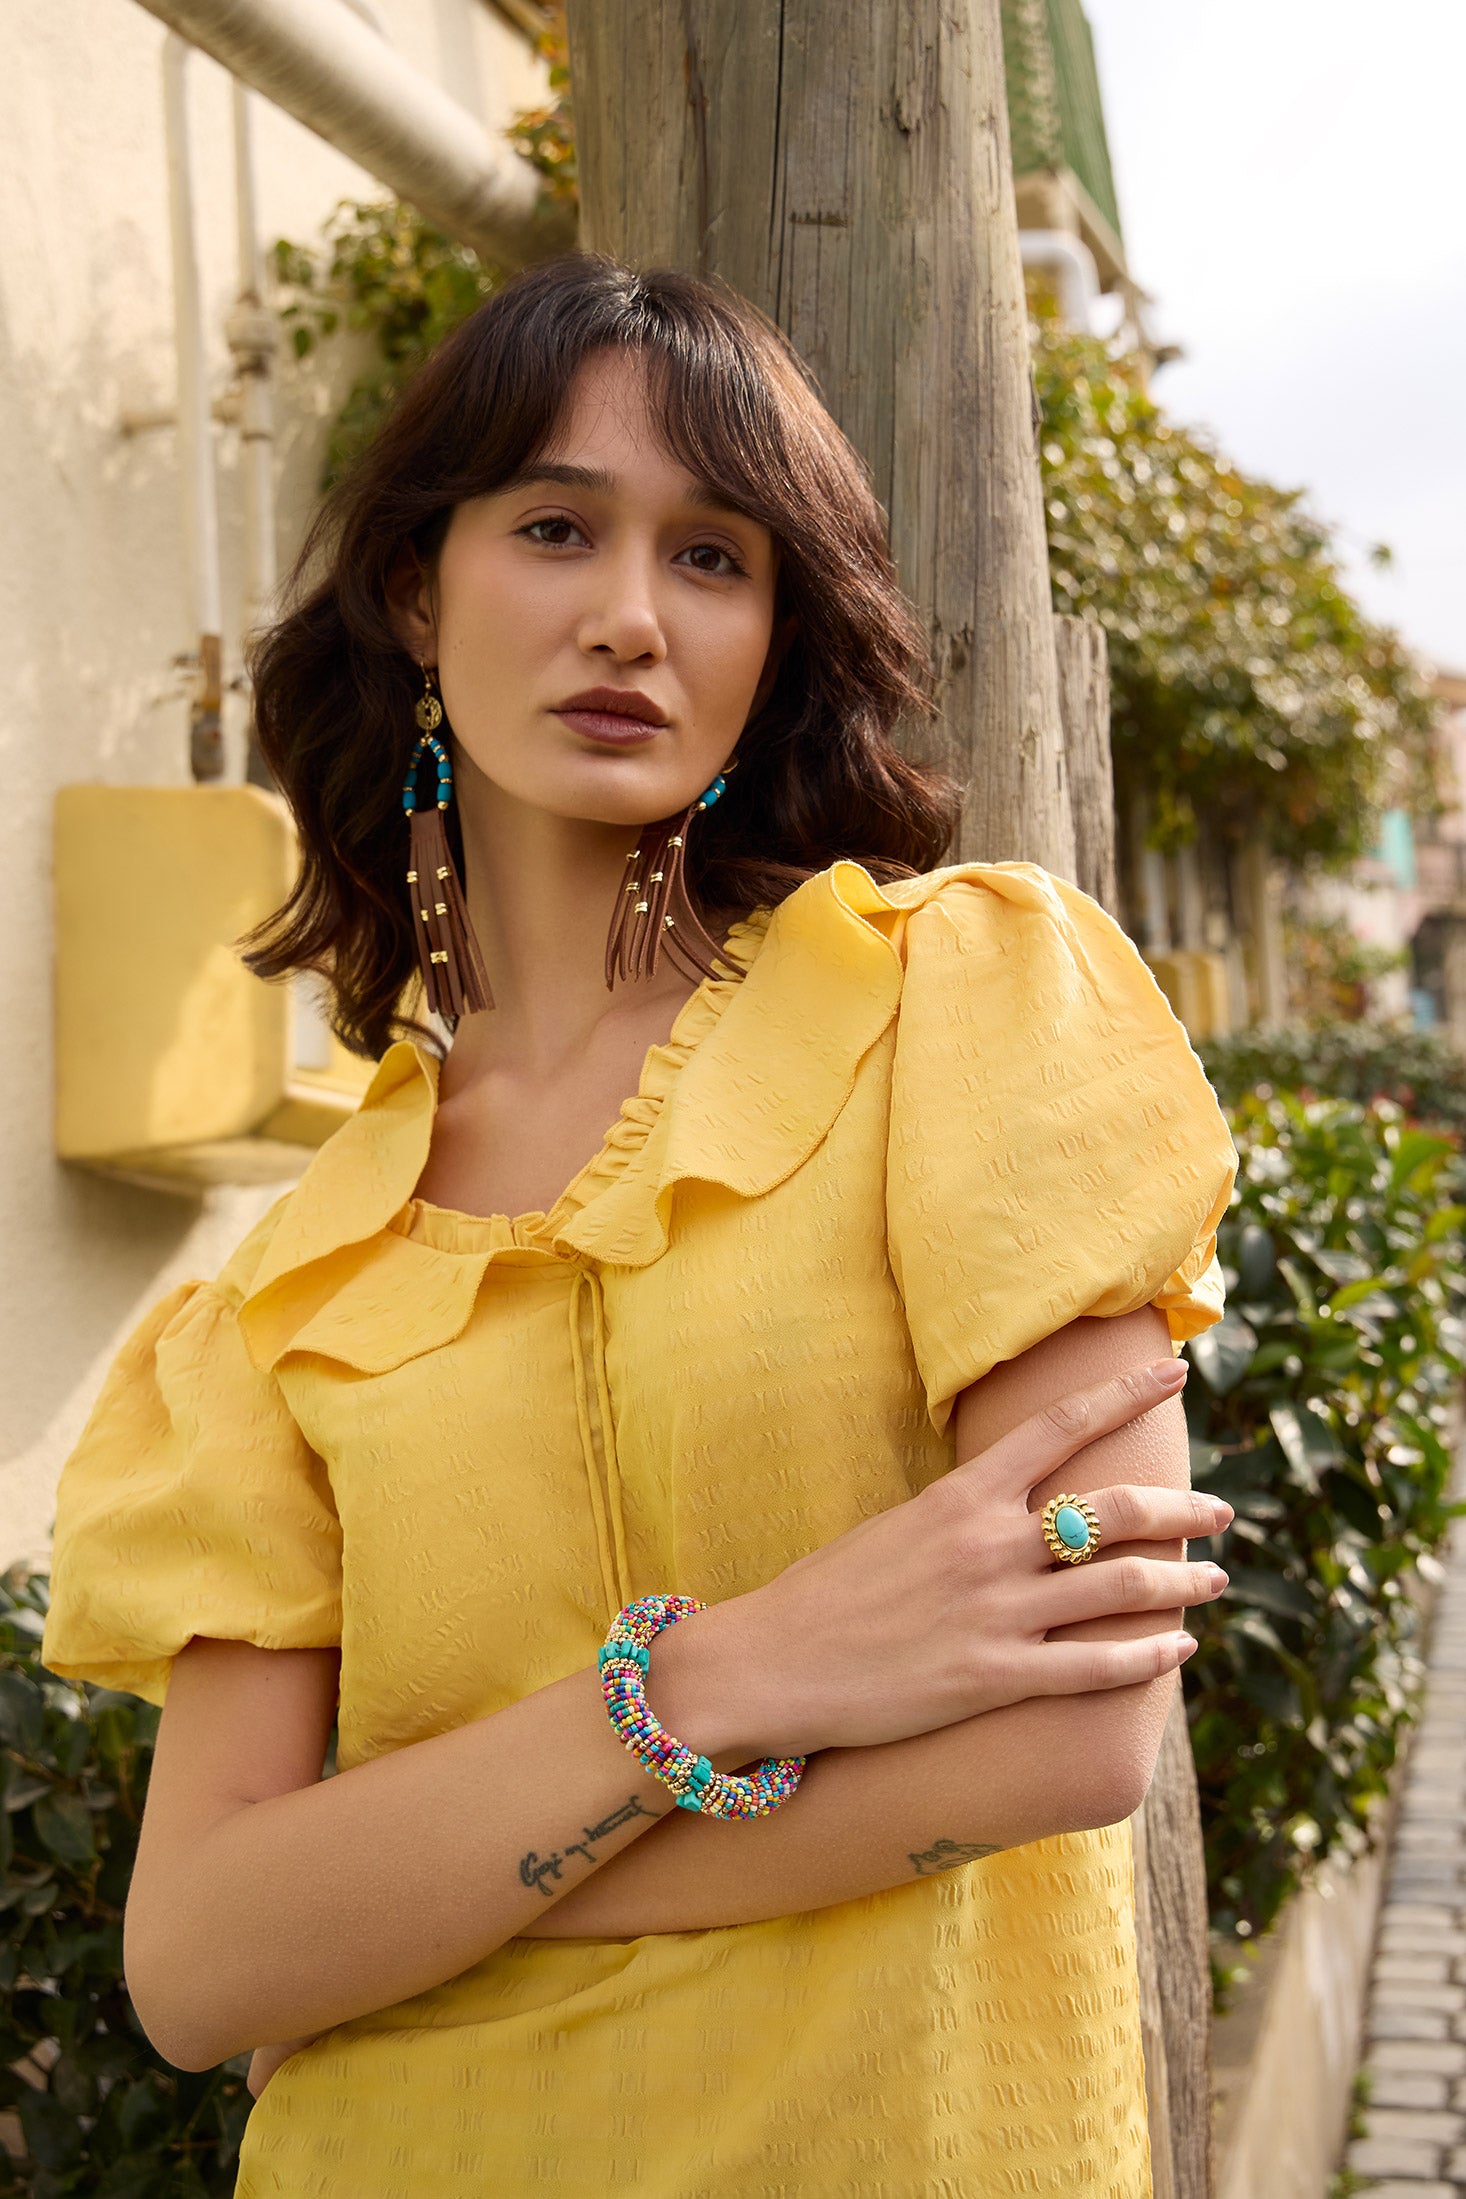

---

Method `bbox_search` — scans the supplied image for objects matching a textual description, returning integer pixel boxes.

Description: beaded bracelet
[598,1593,806,1818]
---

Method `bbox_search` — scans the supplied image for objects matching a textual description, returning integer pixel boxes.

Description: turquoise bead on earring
[401,732,453,815]
[696,774,728,812]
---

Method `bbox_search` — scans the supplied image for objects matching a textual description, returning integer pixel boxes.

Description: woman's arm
[125,1646,708,2073]
[521,1305,1216,1937]
[128,1337,1213,2074]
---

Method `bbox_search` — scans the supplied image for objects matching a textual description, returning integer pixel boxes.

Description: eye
[679,541,749,578]
[518,516,587,548]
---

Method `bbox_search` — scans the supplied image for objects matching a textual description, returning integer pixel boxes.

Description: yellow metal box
[54,785,374,1188]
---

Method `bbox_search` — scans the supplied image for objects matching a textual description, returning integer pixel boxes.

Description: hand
[655,1360,1228,1762]
[246,2033,320,2100]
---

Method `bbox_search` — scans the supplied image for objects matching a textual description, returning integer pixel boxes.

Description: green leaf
[1227,1568,1315,1619]
[16,2086,86,2171]
[1188,1314,1258,1395]
[1389,1128,1452,1188]
[33,1792,97,1869]
[1269,1401,1342,1491]
[1327,1275,1394,1312]
[1236,1223,1277,1296]
[0,1669,44,1754]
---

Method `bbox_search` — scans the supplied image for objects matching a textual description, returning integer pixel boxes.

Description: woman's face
[412,348,784,826]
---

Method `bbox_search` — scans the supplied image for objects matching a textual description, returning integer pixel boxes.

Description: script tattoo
[908,1838,1002,1877]
[518,1794,658,1896]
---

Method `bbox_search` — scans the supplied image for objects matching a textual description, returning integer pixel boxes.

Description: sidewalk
[1346,1509,1466,2194]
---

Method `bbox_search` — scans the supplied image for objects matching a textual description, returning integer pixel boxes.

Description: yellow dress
[42,860,1236,2198]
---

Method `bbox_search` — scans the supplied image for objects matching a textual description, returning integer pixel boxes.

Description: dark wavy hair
[244,252,961,1057]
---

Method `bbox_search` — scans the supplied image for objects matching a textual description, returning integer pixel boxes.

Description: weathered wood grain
[1142,1691,1216,2199]
[566,0,1074,871]
[1053,612,1118,914]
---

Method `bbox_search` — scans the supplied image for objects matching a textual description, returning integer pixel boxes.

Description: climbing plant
[1033,315,1441,863]
[271,7,570,489]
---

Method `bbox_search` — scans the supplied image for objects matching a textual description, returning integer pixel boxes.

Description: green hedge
[1183,1093,1465,1953]
[1202,1023,1466,1136]
[0,1571,251,2196]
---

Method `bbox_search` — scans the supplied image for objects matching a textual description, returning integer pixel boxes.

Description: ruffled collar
[232,860,1051,1372]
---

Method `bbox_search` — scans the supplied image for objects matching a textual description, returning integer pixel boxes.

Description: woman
[42,254,1236,2196]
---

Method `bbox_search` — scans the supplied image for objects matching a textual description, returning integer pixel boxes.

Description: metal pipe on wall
[132,0,572,267]
[228,84,275,629]
[162,32,225,781]
[227,78,278,786]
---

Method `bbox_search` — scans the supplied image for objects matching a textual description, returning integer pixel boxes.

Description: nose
[575,539,667,666]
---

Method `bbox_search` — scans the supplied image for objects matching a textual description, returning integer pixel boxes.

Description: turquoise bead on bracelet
[598,1593,806,1819]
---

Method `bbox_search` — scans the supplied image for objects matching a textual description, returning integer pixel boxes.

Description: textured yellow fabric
[43,860,1237,2197]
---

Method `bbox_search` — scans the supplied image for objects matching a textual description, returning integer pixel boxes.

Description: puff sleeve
[885,866,1237,1436]
[40,1276,343,1708]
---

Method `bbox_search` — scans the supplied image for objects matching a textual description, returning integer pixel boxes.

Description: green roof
[1001,0,1123,245]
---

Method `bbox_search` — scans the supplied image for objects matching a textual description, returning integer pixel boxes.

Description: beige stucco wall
[0,0,545,1569]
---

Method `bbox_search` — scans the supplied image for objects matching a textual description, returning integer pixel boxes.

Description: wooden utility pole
[1054,611,1213,2199]
[567,0,1074,874]
[567,8,1209,2190]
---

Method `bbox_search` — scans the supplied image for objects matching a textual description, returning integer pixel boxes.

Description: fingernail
[1207,1566,1229,1592]
[1176,1633,1198,1660]
[1150,1358,1187,1389]
[1208,1500,1234,1527]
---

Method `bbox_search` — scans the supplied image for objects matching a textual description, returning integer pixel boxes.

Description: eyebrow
[495,461,752,521]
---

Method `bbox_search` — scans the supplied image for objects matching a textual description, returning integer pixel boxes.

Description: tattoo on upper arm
[518,1792,660,1897]
[909,1838,1002,1877]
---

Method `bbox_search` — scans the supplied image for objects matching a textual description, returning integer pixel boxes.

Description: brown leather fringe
[408,807,494,1019]
[604,800,729,991]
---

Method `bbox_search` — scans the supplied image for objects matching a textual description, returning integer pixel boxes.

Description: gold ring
[1041,1493,1101,1565]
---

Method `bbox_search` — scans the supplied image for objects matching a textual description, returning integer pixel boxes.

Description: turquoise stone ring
[1041,1492,1101,1565]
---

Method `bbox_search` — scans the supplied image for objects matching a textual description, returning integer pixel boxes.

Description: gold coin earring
[401,663,494,1018]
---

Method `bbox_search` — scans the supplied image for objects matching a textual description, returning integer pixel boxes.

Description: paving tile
[1383,1930,1466,1958]
[1370,2071,1450,2109]
[1352,2185,1455,2198]
[1375,1955,1453,1984]
[1363,2107,1463,2143]
[1374,1984,1466,2015]
[1346,2134,1444,2175]
[1373,2042,1466,2074]
[1370,2009,1450,2041]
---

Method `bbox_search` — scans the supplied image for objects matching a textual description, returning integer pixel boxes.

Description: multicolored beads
[598,1593,806,1819]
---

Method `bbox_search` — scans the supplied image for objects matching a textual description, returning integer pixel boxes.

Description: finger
[1036,1553,1227,1631]
[956,1359,1189,1501]
[1021,1629,1200,1697]
[1032,1484,1233,1565]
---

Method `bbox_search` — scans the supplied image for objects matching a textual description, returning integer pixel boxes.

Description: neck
[445,770,706,1080]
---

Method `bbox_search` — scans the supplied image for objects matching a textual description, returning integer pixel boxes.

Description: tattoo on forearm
[909,1838,1003,1877]
[518,1793,659,1897]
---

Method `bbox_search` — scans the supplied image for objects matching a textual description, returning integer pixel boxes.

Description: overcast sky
[1081,0,1466,676]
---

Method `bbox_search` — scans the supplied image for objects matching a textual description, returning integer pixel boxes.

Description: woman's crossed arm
[520,1303,1222,1936]
[124,1306,1224,2080]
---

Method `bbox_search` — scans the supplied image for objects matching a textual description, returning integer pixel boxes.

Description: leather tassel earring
[402,665,494,1019]
[605,763,736,991]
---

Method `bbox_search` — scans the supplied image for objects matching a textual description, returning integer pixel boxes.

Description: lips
[554,687,669,746]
